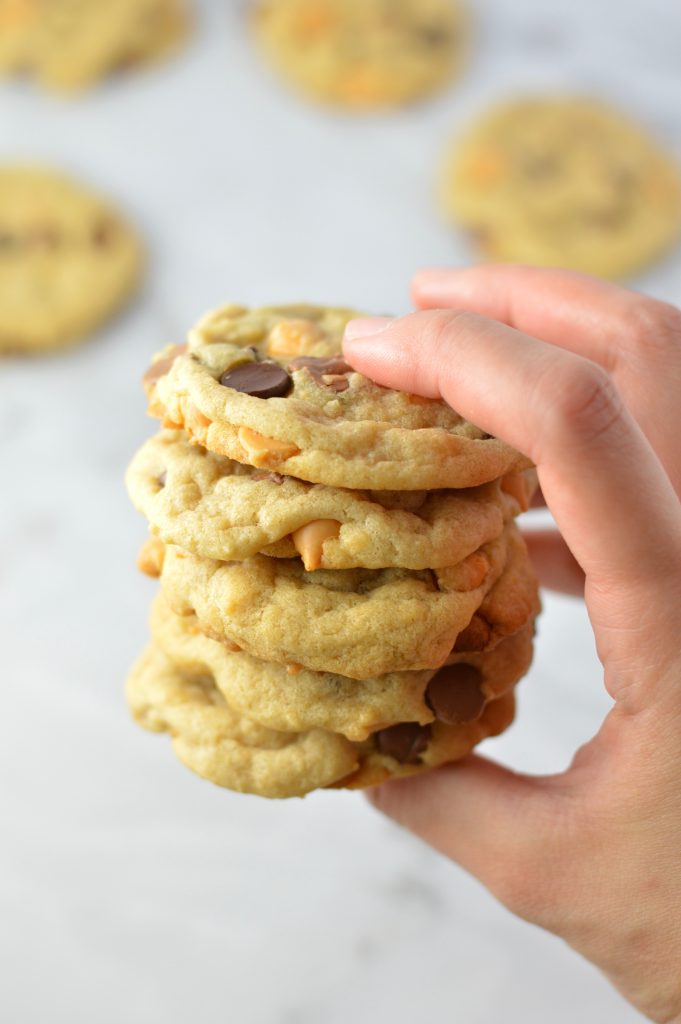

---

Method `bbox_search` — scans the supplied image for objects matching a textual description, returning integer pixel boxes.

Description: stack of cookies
[126,304,540,798]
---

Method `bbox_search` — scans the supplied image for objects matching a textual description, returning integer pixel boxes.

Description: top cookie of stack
[143,303,531,491]
[127,304,540,798]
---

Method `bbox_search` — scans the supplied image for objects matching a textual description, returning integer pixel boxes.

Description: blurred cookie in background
[0,167,142,355]
[439,97,681,279]
[0,0,190,92]
[251,0,469,110]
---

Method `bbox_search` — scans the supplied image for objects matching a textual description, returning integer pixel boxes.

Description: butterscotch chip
[291,519,341,571]
[137,536,165,578]
[237,426,300,465]
[127,430,533,569]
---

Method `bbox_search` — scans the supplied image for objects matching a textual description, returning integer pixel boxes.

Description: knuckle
[626,296,681,359]
[549,363,624,445]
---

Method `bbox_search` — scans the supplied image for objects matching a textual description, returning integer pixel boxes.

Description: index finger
[343,310,681,608]
[412,265,681,494]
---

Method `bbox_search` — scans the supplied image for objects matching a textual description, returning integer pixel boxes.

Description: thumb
[367,753,560,914]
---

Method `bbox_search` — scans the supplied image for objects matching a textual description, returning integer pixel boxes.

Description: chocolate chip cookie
[146,304,531,490]
[126,644,516,798]
[251,0,469,109]
[127,428,534,569]
[0,0,189,91]
[150,592,536,741]
[156,525,517,679]
[0,166,142,354]
[440,97,681,279]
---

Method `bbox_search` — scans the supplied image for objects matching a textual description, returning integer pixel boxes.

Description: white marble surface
[2,2,680,1021]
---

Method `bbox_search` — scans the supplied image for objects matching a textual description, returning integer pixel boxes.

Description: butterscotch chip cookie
[157,527,514,679]
[127,645,359,798]
[453,524,540,652]
[146,304,531,490]
[127,428,534,570]
[339,691,515,789]
[150,593,536,740]
[0,0,189,91]
[127,644,516,798]
[251,0,468,109]
[440,97,681,279]
[0,167,142,354]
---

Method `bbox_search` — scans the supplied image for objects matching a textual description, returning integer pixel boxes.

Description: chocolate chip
[418,24,452,47]
[289,356,353,390]
[92,219,116,247]
[219,361,292,398]
[425,664,485,724]
[142,343,188,388]
[453,613,491,652]
[375,723,431,764]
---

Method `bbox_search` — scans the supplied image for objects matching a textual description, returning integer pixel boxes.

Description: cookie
[251,0,468,109]
[440,97,681,279]
[339,690,515,789]
[145,304,531,490]
[127,428,534,570]
[150,592,536,740]
[127,644,515,798]
[155,526,522,679]
[453,524,540,652]
[0,167,142,354]
[0,0,189,91]
[127,645,359,798]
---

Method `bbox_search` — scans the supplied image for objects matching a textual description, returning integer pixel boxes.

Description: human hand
[342,265,681,1023]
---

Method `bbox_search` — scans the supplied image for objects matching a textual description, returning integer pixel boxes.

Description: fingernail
[344,316,394,342]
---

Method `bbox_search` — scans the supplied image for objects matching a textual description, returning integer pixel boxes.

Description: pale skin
[342,265,681,1023]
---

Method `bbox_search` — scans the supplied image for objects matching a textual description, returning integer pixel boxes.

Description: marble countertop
[2,2,680,1021]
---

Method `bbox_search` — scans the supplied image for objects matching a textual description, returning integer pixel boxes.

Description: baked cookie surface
[150,593,536,741]
[252,0,468,109]
[127,428,533,569]
[0,0,189,91]
[146,304,530,490]
[0,167,142,354]
[155,526,534,679]
[441,98,681,279]
[127,644,515,798]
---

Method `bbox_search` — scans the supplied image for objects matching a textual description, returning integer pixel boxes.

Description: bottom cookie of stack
[126,598,535,798]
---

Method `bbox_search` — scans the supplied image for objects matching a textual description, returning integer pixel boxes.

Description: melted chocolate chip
[289,356,353,390]
[375,723,432,764]
[418,24,452,47]
[142,343,188,388]
[92,219,116,247]
[219,361,292,398]
[425,664,485,725]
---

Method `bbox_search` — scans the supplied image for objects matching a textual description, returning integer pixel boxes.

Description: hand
[342,265,681,1023]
